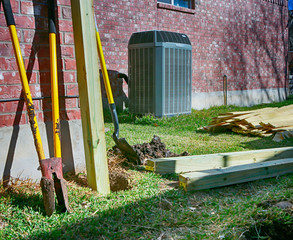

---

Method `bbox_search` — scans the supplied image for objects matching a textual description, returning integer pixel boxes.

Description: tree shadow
[220,2,288,105]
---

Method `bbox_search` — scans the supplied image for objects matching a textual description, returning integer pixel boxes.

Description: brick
[0,71,37,85]
[0,58,18,71]
[0,113,26,127]
[64,32,74,44]
[0,101,22,113]
[21,1,34,15]
[41,98,52,113]
[36,45,50,58]
[66,84,79,96]
[64,58,76,70]
[38,83,51,97]
[0,85,22,99]
[0,0,19,14]
[58,19,73,32]
[0,27,12,41]
[59,98,78,109]
[37,58,51,71]
[43,110,52,122]
[29,84,42,98]
[23,29,48,44]
[0,43,14,57]
[36,111,44,123]
[57,0,71,6]
[62,72,76,83]
[61,109,81,121]
[0,99,40,113]
[62,7,72,19]
[14,16,35,29]
[60,45,74,58]
[39,72,51,84]
[21,2,47,16]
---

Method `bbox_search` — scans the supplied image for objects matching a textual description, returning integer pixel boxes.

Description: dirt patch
[107,153,132,192]
[115,135,189,165]
[108,135,189,191]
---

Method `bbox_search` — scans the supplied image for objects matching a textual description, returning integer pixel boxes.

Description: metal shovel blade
[40,177,55,216]
[113,134,139,164]
[54,175,70,212]
[40,157,70,215]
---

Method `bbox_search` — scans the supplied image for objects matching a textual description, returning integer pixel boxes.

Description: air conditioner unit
[128,30,192,117]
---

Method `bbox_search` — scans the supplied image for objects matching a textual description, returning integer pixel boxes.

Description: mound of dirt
[111,135,189,165]
[108,135,188,191]
[132,135,189,164]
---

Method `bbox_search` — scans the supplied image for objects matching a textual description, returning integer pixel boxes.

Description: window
[158,0,192,9]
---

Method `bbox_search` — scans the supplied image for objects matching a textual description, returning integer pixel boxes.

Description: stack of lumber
[204,105,293,141]
[146,147,293,191]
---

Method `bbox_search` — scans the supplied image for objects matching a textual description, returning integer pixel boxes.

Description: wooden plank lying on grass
[146,147,293,174]
[179,158,293,191]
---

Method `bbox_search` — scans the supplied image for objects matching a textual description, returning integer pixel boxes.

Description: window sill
[157,3,196,14]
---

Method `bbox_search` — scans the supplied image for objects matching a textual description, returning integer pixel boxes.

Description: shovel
[2,0,69,216]
[40,0,70,215]
[94,18,139,164]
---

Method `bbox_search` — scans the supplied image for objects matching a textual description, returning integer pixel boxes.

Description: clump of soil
[108,135,188,191]
[131,135,189,164]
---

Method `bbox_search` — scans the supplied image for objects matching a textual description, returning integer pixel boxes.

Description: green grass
[104,96,293,154]
[1,98,293,239]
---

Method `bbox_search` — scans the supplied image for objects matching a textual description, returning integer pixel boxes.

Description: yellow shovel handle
[48,0,61,158]
[49,33,61,158]
[96,30,114,104]
[9,25,46,161]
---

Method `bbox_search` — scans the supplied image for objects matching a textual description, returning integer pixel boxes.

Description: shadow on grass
[24,188,192,240]
[1,171,293,239]
[17,175,293,240]
[0,187,44,214]
[240,137,293,151]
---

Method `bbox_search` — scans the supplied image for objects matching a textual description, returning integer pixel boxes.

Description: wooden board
[71,0,110,194]
[179,158,293,191]
[146,147,293,174]
[205,105,293,139]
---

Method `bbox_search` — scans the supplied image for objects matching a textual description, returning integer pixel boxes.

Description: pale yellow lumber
[146,147,293,174]
[179,158,293,191]
[71,0,110,194]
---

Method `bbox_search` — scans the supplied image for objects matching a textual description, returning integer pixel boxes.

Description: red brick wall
[0,0,288,127]
[0,0,79,127]
[95,0,288,93]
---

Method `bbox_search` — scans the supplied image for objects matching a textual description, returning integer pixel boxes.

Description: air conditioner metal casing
[128,30,192,117]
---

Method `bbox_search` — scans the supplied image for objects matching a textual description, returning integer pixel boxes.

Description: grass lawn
[1,98,293,239]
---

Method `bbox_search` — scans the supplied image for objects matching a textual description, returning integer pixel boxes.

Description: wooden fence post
[70,0,110,194]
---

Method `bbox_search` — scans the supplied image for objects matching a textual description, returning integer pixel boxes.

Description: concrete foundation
[0,120,85,183]
[192,87,289,110]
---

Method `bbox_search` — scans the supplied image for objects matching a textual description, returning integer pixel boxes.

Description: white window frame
[158,0,193,9]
